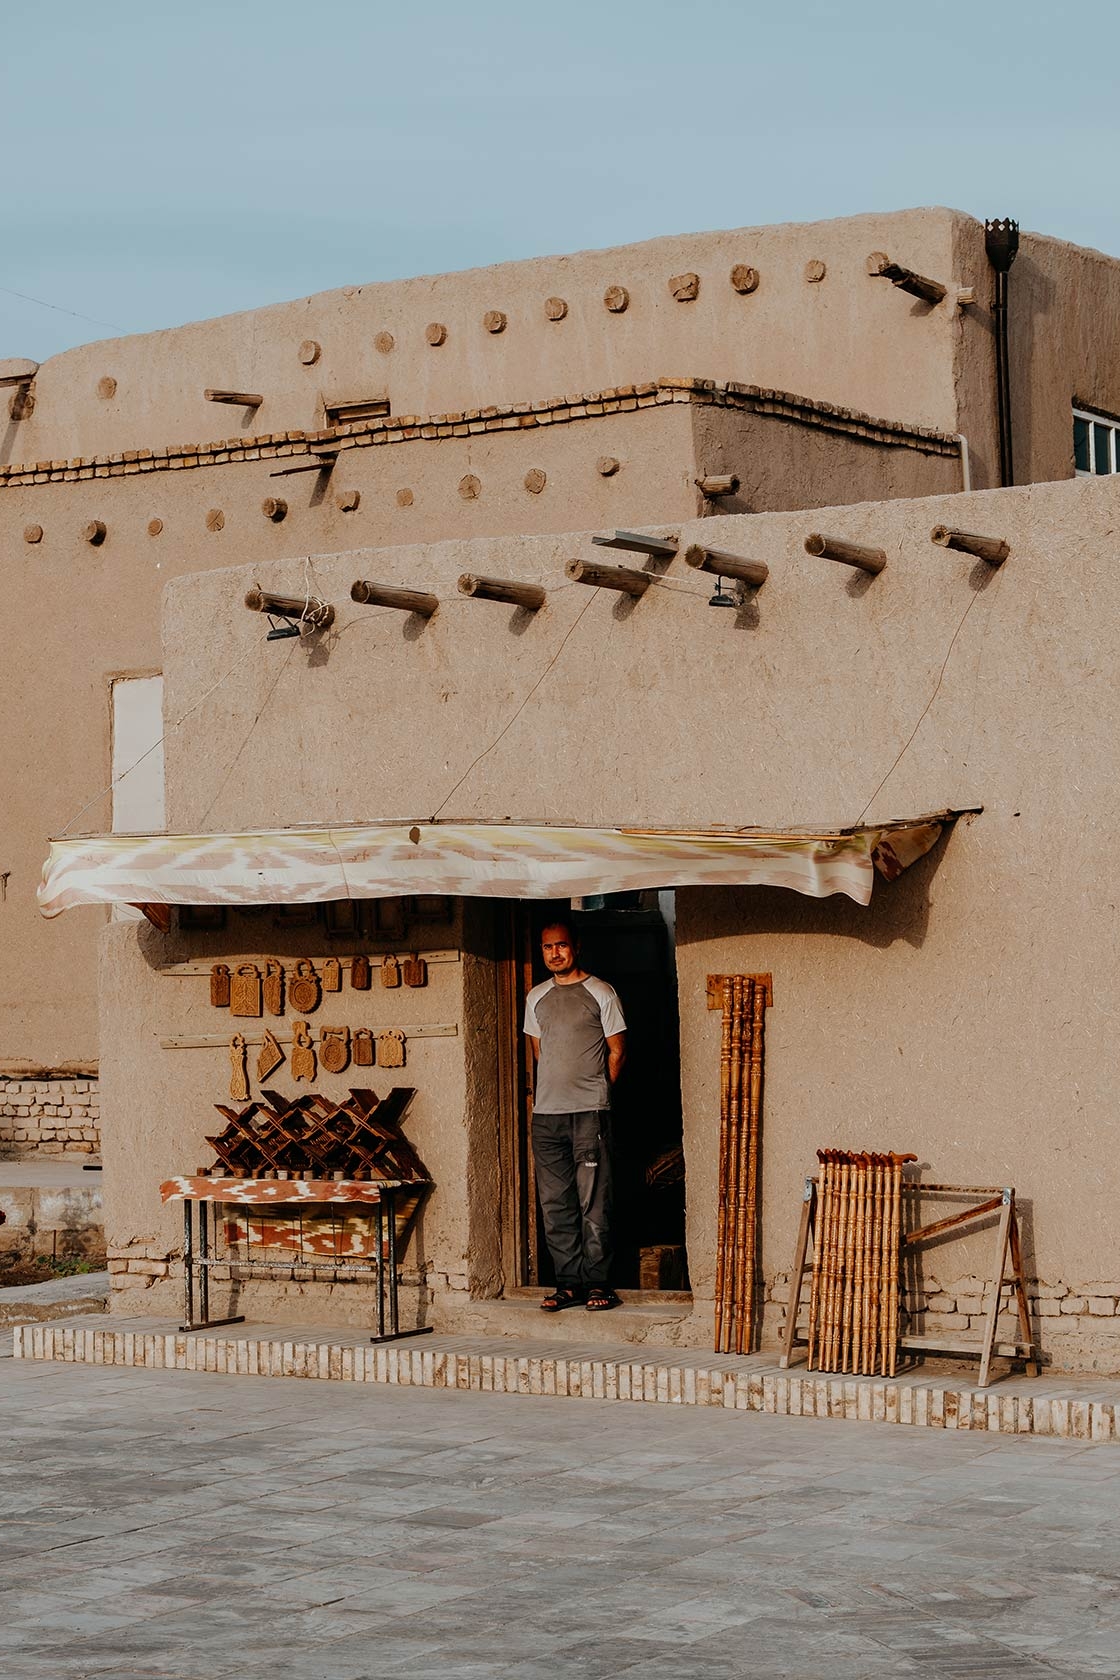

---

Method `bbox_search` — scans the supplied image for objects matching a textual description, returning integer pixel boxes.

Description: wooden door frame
[495,902,537,1290]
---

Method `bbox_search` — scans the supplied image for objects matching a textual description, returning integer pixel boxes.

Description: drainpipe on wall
[985,218,1020,487]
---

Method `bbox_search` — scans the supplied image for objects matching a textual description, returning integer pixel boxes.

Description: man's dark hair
[540,919,578,945]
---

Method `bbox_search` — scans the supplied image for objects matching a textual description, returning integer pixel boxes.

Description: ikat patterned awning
[38,814,958,919]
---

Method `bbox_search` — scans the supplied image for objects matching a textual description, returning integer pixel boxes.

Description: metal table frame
[169,1178,433,1345]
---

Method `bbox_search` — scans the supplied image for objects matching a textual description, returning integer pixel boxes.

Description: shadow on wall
[682,821,957,954]
[1009,250,1058,486]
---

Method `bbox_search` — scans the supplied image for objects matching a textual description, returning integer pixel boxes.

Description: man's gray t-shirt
[524,976,626,1114]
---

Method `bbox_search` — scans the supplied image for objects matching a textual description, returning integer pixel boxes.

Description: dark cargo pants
[531,1109,613,1291]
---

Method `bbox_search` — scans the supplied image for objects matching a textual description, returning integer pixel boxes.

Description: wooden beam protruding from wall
[351,579,439,617]
[592,529,678,560]
[205,389,264,407]
[457,574,546,611]
[564,558,651,598]
[684,544,768,588]
[866,253,948,306]
[930,525,1010,567]
[804,533,887,576]
[244,586,335,630]
[695,475,740,498]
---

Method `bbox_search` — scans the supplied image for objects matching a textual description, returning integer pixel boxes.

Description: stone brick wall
[0,1078,101,1157]
[107,1244,172,1292]
[768,1270,1120,1375]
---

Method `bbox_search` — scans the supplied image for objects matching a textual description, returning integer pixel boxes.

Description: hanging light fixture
[708,575,737,608]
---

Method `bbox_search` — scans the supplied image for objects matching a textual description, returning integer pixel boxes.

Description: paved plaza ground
[1,1350,1119,1679]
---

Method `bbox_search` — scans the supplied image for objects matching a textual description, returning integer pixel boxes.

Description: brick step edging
[13,1322,1117,1443]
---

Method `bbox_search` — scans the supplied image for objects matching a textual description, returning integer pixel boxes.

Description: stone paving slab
[2,1355,1119,1678]
[0,1161,102,1187]
[0,1271,110,1328]
[15,1313,1120,1442]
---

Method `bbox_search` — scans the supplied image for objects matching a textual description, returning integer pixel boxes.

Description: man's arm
[527,1036,540,1063]
[606,1031,626,1085]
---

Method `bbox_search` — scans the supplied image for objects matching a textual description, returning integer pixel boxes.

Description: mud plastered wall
[154,476,1120,1369]
[10,209,973,466]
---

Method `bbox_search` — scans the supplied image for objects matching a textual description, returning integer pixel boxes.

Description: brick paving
[2,1351,1120,1677]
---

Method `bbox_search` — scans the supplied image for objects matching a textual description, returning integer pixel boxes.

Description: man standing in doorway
[524,921,627,1312]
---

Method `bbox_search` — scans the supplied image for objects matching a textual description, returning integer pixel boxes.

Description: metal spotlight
[265,614,301,641]
[708,576,737,609]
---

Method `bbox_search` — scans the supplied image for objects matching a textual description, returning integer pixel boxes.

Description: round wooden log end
[669,271,700,301]
[96,375,117,399]
[483,310,507,334]
[262,497,287,522]
[205,508,225,533]
[930,525,950,548]
[426,322,448,346]
[866,252,890,276]
[524,468,546,494]
[604,285,630,314]
[730,264,759,294]
[147,518,164,537]
[298,339,321,365]
[544,296,568,320]
[336,489,361,512]
[805,259,827,283]
[458,474,480,501]
[563,558,582,580]
[458,573,478,595]
[23,523,43,544]
[804,532,826,556]
[396,488,415,507]
[374,331,395,354]
[683,544,706,570]
[596,455,620,476]
[83,519,107,545]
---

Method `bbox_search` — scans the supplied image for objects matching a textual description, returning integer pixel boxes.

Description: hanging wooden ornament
[376,1028,406,1068]
[291,1020,316,1081]
[353,1027,375,1067]
[256,1028,284,1082]
[350,954,371,991]
[402,953,428,988]
[323,956,342,992]
[381,954,401,989]
[320,1024,350,1073]
[209,964,231,1007]
[289,959,321,1013]
[229,963,263,1017]
[229,1034,250,1101]
[262,959,285,1016]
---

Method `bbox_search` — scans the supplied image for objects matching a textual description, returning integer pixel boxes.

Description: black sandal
[541,1288,584,1312]
[585,1288,620,1312]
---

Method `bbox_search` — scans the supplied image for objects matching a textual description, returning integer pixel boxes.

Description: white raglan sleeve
[593,980,627,1037]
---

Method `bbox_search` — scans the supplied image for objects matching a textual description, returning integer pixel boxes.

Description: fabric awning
[38,814,959,920]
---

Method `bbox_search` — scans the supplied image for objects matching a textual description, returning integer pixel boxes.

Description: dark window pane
[1094,423,1111,474]
[1074,415,1090,472]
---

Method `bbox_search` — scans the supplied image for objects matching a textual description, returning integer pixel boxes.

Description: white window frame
[1073,405,1120,477]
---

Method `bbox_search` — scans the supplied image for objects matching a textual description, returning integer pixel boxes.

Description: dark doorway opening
[509,893,688,1293]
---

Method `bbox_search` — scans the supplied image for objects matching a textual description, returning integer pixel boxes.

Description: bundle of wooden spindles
[806,1149,915,1377]
[714,976,767,1354]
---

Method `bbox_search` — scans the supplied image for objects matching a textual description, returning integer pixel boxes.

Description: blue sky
[6,0,1117,361]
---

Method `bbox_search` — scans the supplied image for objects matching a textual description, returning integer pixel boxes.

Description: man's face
[541,926,577,976]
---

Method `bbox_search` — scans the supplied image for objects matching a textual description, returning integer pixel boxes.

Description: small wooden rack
[780,1179,1040,1388]
[161,1176,432,1345]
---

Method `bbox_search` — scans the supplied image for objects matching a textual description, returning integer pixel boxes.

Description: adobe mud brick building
[8,207,1120,1373]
